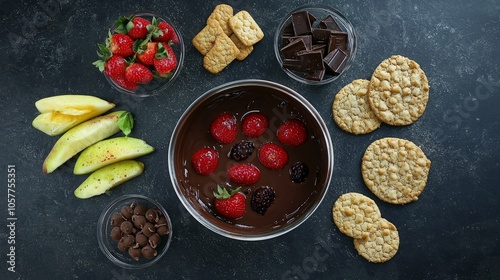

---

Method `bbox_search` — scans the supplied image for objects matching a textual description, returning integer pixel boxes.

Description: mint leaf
[118,111,134,136]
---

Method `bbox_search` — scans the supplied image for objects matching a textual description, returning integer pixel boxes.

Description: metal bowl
[168,79,334,241]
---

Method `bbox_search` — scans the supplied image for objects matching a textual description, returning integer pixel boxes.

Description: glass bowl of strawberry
[168,79,334,241]
[93,12,185,97]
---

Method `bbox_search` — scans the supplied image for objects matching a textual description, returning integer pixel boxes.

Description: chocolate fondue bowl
[168,80,334,241]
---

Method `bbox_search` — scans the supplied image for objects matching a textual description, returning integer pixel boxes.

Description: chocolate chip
[111,213,125,227]
[110,226,122,241]
[148,233,161,249]
[132,214,147,229]
[145,208,159,223]
[120,205,134,220]
[133,204,148,216]
[119,221,134,234]
[141,245,157,259]
[128,247,142,261]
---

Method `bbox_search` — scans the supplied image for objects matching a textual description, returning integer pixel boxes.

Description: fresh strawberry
[115,16,151,40]
[242,112,268,138]
[227,163,260,185]
[153,43,177,77]
[153,21,179,43]
[100,55,137,90]
[108,33,135,57]
[277,119,307,146]
[111,74,138,91]
[213,186,246,219]
[210,112,238,144]
[125,63,153,84]
[103,55,127,78]
[258,143,288,170]
[191,147,219,175]
[136,42,158,66]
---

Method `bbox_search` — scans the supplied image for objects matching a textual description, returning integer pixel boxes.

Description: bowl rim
[168,79,334,241]
[103,11,185,97]
[273,4,358,85]
[96,194,173,269]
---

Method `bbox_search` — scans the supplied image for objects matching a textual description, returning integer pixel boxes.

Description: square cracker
[229,10,264,47]
[207,4,233,36]
[230,33,253,61]
[192,19,224,55]
[203,33,240,74]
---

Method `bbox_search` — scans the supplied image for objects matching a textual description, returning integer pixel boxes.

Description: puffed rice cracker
[332,192,382,239]
[368,55,430,126]
[361,137,431,204]
[333,79,382,135]
[353,218,400,263]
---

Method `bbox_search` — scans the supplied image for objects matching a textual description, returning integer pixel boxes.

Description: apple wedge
[32,95,115,136]
[43,111,126,174]
[74,160,144,199]
[74,137,154,175]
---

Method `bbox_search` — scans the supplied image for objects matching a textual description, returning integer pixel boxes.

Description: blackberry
[251,186,276,215]
[229,140,254,161]
[290,162,309,183]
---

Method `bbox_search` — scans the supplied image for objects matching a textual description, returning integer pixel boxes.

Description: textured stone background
[1,0,499,279]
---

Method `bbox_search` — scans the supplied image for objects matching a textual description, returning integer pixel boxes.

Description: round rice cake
[353,218,400,263]
[332,192,382,239]
[368,55,430,126]
[333,79,382,134]
[361,137,431,204]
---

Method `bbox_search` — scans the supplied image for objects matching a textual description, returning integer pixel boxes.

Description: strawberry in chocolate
[258,143,288,170]
[277,119,308,146]
[242,112,268,138]
[210,113,238,144]
[213,186,246,219]
[191,147,219,175]
[227,163,260,185]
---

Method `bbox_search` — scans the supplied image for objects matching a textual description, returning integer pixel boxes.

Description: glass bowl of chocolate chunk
[274,4,357,85]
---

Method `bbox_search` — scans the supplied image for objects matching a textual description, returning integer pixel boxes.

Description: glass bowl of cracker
[95,12,185,97]
[274,4,357,85]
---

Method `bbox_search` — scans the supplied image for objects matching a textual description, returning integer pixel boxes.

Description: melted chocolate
[172,85,331,235]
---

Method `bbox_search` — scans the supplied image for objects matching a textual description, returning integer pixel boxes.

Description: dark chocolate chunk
[282,22,295,36]
[291,11,312,35]
[296,50,325,72]
[281,38,307,59]
[328,32,348,53]
[312,28,332,42]
[305,70,326,81]
[310,44,327,55]
[283,58,302,71]
[323,48,348,74]
[319,14,341,31]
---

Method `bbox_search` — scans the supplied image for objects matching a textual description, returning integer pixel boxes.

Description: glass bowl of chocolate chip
[97,194,173,269]
[274,4,357,85]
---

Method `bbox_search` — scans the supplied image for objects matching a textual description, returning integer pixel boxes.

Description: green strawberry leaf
[117,111,134,137]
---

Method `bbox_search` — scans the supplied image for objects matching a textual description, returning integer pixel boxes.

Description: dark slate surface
[1,0,499,279]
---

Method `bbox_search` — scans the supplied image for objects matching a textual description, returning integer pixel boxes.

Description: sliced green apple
[74,160,144,199]
[74,137,154,175]
[33,95,115,136]
[43,111,126,174]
